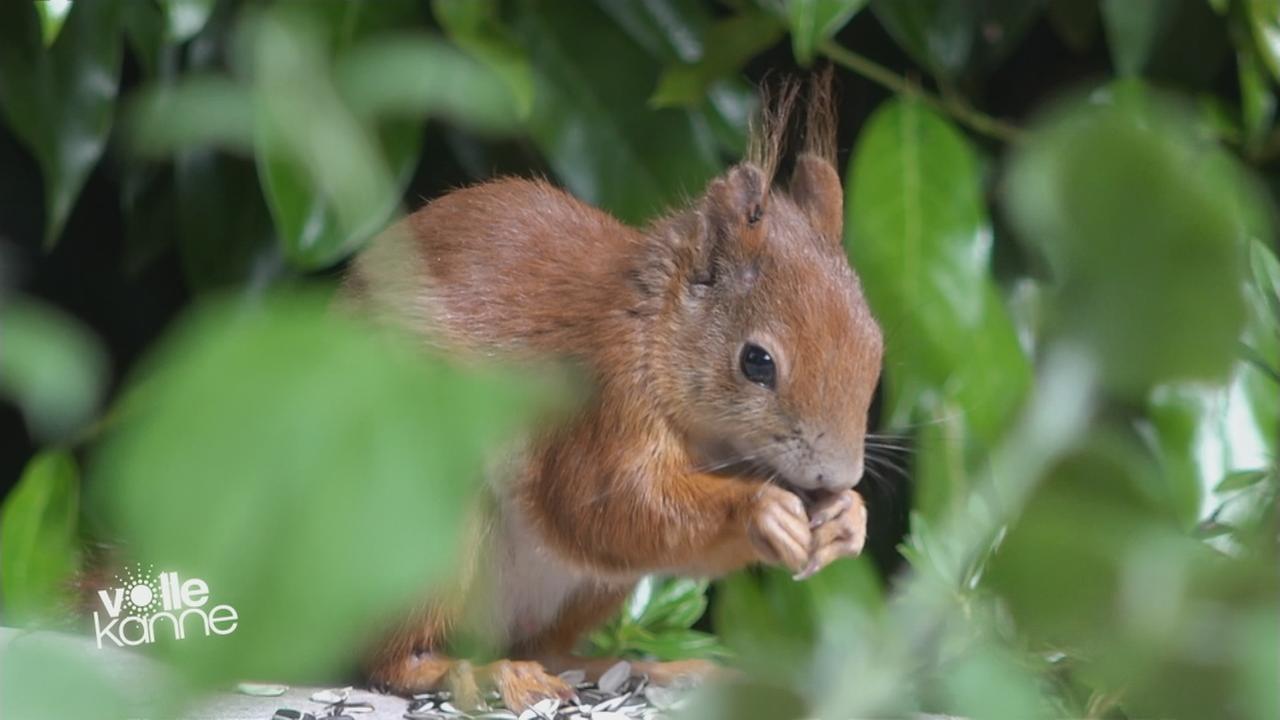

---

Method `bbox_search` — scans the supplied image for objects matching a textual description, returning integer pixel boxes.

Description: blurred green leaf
[651,9,783,107]
[335,35,518,133]
[164,0,216,43]
[1005,95,1254,393]
[1247,0,1280,81]
[1215,468,1269,492]
[846,98,1030,440]
[0,299,108,440]
[34,0,72,46]
[1145,385,1213,528]
[433,0,535,119]
[0,0,123,246]
[940,642,1052,720]
[510,1,723,223]
[91,291,550,685]
[1250,238,1280,330]
[1100,0,1178,75]
[787,0,867,66]
[0,633,128,720]
[0,452,81,624]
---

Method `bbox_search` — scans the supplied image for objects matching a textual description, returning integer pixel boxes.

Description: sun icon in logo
[115,563,160,614]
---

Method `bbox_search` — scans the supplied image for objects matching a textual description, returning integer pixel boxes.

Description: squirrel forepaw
[747,485,812,574]
[795,489,867,580]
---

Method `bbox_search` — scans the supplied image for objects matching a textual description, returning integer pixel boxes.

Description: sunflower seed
[589,712,631,720]
[531,697,560,719]
[438,702,464,715]
[403,711,445,720]
[343,702,374,714]
[557,669,586,686]
[240,682,289,696]
[596,662,631,695]
[272,710,301,720]
[310,687,351,704]
[642,686,677,710]
[592,696,627,713]
[474,712,517,719]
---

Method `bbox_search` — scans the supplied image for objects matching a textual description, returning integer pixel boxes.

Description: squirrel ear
[790,154,843,247]
[692,163,768,285]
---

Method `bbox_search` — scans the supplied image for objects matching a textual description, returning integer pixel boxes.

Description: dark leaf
[651,9,784,107]
[510,1,723,224]
[787,0,869,66]
[0,0,124,246]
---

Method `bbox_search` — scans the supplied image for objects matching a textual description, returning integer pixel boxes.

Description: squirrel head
[635,72,883,493]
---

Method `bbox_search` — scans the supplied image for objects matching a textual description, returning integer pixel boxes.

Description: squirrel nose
[817,456,864,490]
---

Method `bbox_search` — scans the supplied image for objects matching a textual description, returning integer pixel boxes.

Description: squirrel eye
[739,343,777,388]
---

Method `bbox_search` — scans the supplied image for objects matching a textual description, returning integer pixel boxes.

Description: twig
[819,40,1023,144]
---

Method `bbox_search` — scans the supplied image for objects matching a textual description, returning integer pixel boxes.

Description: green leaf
[628,628,727,660]
[510,1,723,224]
[870,0,1043,78]
[1005,95,1254,393]
[636,578,709,630]
[846,98,1029,440]
[0,452,81,623]
[0,299,108,440]
[787,0,868,66]
[0,0,124,246]
[433,0,535,119]
[651,9,783,107]
[91,292,551,684]
[1215,469,1270,492]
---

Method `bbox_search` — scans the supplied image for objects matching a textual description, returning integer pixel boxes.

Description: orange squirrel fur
[343,73,883,710]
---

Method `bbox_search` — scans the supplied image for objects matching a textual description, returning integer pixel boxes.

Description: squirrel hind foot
[368,654,575,713]
[484,659,577,712]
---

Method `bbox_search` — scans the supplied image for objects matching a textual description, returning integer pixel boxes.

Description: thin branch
[819,40,1023,144]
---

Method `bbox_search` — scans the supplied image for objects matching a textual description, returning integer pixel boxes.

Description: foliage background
[0,1,1278,719]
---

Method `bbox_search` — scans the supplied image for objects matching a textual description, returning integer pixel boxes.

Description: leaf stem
[819,41,1023,144]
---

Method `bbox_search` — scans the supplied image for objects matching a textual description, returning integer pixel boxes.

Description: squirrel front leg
[532,445,813,577]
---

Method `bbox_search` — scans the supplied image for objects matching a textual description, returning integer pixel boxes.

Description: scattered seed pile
[264,662,690,720]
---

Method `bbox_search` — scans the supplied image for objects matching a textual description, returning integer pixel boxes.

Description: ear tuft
[791,67,844,246]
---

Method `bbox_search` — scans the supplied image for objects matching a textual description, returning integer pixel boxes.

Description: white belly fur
[491,493,592,646]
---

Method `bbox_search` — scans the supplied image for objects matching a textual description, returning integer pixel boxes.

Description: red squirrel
[343,74,883,710]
